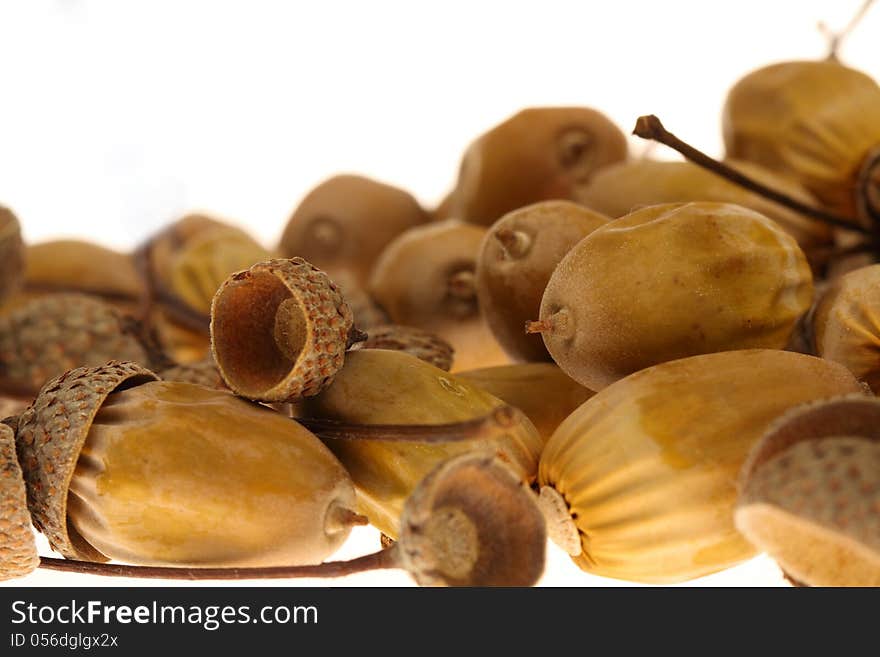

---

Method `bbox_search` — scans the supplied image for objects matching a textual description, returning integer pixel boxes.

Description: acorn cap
[159,358,226,390]
[353,325,455,371]
[211,258,355,402]
[397,451,546,586]
[0,294,162,399]
[15,361,159,560]
[0,423,38,580]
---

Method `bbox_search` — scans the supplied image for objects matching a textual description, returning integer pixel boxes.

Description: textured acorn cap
[736,437,880,586]
[397,451,546,587]
[352,325,454,371]
[0,423,38,580]
[211,258,355,402]
[0,293,161,399]
[159,357,226,390]
[15,361,159,560]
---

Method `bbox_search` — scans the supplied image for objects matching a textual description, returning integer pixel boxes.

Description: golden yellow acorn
[295,349,544,539]
[537,349,864,584]
[14,361,361,567]
[723,60,880,227]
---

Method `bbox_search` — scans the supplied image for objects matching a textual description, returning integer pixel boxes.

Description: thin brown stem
[296,404,520,443]
[39,546,399,580]
[820,0,876,61]
[632,115,871,235]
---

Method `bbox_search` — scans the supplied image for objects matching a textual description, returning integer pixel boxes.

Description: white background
[1,0,877,587]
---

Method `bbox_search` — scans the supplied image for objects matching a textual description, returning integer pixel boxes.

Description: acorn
[341,281,391,330]
[351,325,455,371]
[528,202,814,390]
[3,239,146,316]
[476,201,609,361]
[0,293,168,401]
[451,107,628,225]
[136,213,273,362]
[537,349,865,583]
[369,219,508,371]
[0,205,25,306]
[0,422,38,581]
[14,361,361,567]
[723,60,880,229]
[735,396,880,586]
[574,159,833,269]
[278,175,428,288]
[211,258,358,402]
[810,264,880,391]
[295,349,544,539]
[457,363,593,444]
[40,451,547,587]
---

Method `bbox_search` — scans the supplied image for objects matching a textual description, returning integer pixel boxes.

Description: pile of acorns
[1,50,879,587]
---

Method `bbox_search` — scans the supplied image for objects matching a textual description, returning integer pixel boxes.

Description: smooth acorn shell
[458,363,593,444]
[369,219,509,371]
[538,349,865,584]
[812,264,880,392]
[452,107,628,225]
[538,202,813,390]
[67,380,357,567]
[476,200,609,361]
[296,349,544,539]
[575,159,832,267]
[723,60,880,226]
[279,175,428,288]
[0,207,25,306]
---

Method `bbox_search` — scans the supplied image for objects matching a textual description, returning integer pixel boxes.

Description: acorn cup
[158,356,226,390]
[40,451,548,587]
[294,349,544,539]
[210,257,360,402]
[574,159,833,270]
[2,239,146,316]
[475,200,609,362]
[722,60,880,229]
[13,361,363,568]
[278,174,429,289]
[369,219,509,371]
[0,293,170,402]
[450,107,628,225]
[528,202,814,391]
[136,213,274,363]
[351,325,455,371]
[457,363,593,444]
[735,396,880,586]
[537,349,865,584]
[810,264,880,392]
[0,205,25,307]
[0,422,39,581]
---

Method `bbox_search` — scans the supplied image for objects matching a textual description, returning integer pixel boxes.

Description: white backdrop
[1,0,877,587]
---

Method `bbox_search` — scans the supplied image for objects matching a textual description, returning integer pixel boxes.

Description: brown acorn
[0,293,167,401]
[211,258,358,402]
[341,281,391,330]
[0,422,38,581]
[723,60,880,228]
[0,206,25,307]
[735,396,880,586]
[476,201,609,361]
[352,325,455,371]
[278,175,428,288]
[451,107,628,225]
[369,219,508,371]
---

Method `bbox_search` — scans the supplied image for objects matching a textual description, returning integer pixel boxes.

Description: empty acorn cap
[736,395,880,586]
[352,325,455,371]
[15,361,159,560]
[396,451,546,586]
[210,258,356,402]
[0,422,38,580]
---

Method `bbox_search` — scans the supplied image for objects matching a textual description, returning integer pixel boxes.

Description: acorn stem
[447,270,476,300]
[38,547,400,581]
[632,114,871,235]
[820,0,875,61]
[494,228,532,259]
[525,318,553,334]
[296,404,522,443]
